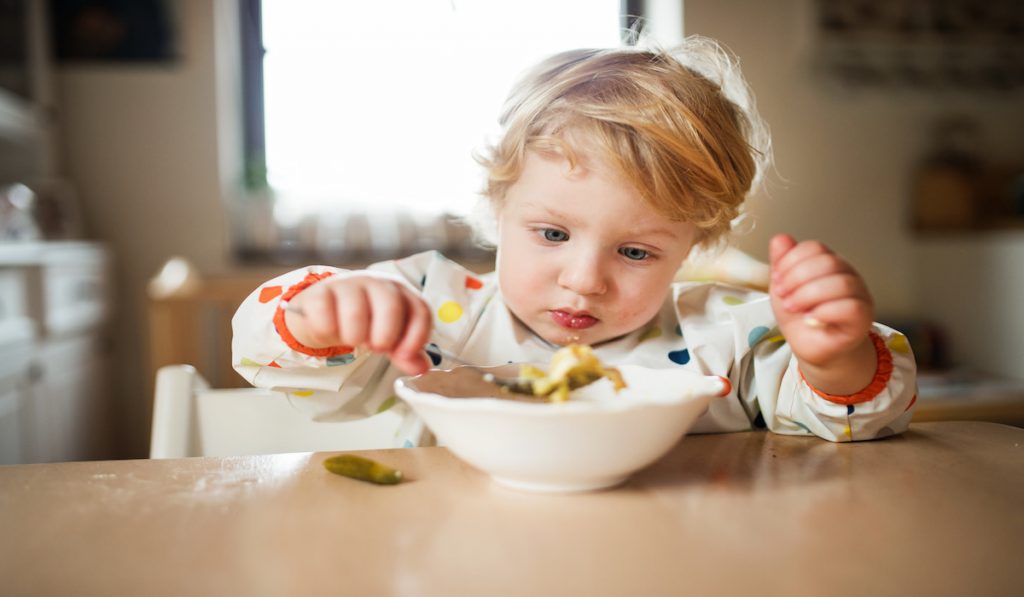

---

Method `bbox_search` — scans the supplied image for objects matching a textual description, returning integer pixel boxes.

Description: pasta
[517,344,626,402]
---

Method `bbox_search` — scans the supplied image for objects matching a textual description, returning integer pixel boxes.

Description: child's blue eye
[620,247,650,261]
[542,228,569,242]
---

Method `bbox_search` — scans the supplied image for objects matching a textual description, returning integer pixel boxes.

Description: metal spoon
[428,345,535,395]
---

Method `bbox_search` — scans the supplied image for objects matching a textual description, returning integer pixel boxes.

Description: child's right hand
[283,276,433,375]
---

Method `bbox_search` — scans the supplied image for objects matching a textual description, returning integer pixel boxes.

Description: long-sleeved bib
[232,251,918,447]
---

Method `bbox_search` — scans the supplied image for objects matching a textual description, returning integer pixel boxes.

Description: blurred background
[1,0,1021,464]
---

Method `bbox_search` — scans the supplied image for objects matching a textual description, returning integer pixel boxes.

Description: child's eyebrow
[626,226,682,242]
[520,202,585,226]
[526,204,582,226]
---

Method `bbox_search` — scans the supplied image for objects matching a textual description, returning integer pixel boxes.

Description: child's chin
[538,326,608,347]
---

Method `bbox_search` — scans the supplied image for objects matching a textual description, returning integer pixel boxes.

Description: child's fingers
[390,286,432,376]
[803,297,874,330]
[771,239,833,283]
[772,253,854,297]
[392,291,432,360]
[288,291,339,347]
[769,233,797,267]
[390,351,430,376]
[365,280,407,352]
[334,283,371,348]
[779,273,870,314]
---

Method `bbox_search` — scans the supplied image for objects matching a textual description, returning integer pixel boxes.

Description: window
[238,0,634,263]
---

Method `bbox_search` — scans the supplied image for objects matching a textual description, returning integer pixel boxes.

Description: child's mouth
[550,310,599,330]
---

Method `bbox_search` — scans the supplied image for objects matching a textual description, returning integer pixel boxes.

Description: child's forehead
[541,128,609,167]
[520,149,625,193]
[517,149,690,221]
[515,154,680,220]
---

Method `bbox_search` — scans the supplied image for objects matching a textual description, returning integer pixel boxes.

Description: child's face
[496,151,696,347]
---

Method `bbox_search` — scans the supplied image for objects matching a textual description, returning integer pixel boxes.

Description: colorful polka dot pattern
[845,404,854,440]
[748,326,770,347]
[668,348,690,365]
[746,328,785,346]
[431,277,482,326]
[438,301,463,323]
[327,354,356,366]
[241,260,916,446]
[240,357,281,368]
[425,343,442,366]
[888,334,911,353]
[377,395,397,413]
[259,286,283,303]
[639,326,662,342]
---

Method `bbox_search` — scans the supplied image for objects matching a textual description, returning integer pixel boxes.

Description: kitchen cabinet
[0,320,34,464]
[0,0,57,182]
[0,241,111,464]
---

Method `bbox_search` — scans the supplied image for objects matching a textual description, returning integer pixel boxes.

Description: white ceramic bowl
[394,364,729,493]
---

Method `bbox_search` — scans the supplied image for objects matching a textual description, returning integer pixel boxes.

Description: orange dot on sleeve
[259,286,283,303]
[465,276,483,290]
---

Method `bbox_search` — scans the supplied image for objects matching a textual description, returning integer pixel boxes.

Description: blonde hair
[474,35,771,248]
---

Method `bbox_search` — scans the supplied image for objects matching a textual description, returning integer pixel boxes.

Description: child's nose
[557,252,608,296]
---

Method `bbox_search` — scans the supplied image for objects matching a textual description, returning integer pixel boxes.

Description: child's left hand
[768,233,874,369]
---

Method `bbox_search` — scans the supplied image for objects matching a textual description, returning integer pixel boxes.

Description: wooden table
[2,421,1021,596]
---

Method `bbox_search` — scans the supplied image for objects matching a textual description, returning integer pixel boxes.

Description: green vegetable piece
[323,454,403,485]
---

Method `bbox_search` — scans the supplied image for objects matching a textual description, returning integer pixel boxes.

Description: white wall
[913,234,1024,379]
[56,0,238,456]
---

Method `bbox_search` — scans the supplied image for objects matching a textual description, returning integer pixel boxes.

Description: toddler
[232,36,917,447]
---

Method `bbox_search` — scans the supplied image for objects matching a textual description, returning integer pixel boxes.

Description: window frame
[235,0,645,264]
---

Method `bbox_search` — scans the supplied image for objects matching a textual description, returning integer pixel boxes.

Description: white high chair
[149,365,404,458]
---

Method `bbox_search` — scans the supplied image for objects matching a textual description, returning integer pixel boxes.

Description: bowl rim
[393,365,727,416]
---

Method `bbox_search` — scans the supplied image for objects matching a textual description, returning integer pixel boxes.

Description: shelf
[912,219,1024,236]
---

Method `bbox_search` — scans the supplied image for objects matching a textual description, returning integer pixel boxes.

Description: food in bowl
[394,363,729,493]
[511,343,626,402]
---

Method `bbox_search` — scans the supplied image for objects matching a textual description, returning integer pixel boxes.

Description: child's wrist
[797,333,880,398]
[282,307,318,348]
[272,272,353,357]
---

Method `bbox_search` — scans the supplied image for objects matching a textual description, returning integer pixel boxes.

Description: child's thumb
[769,233,797,267]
